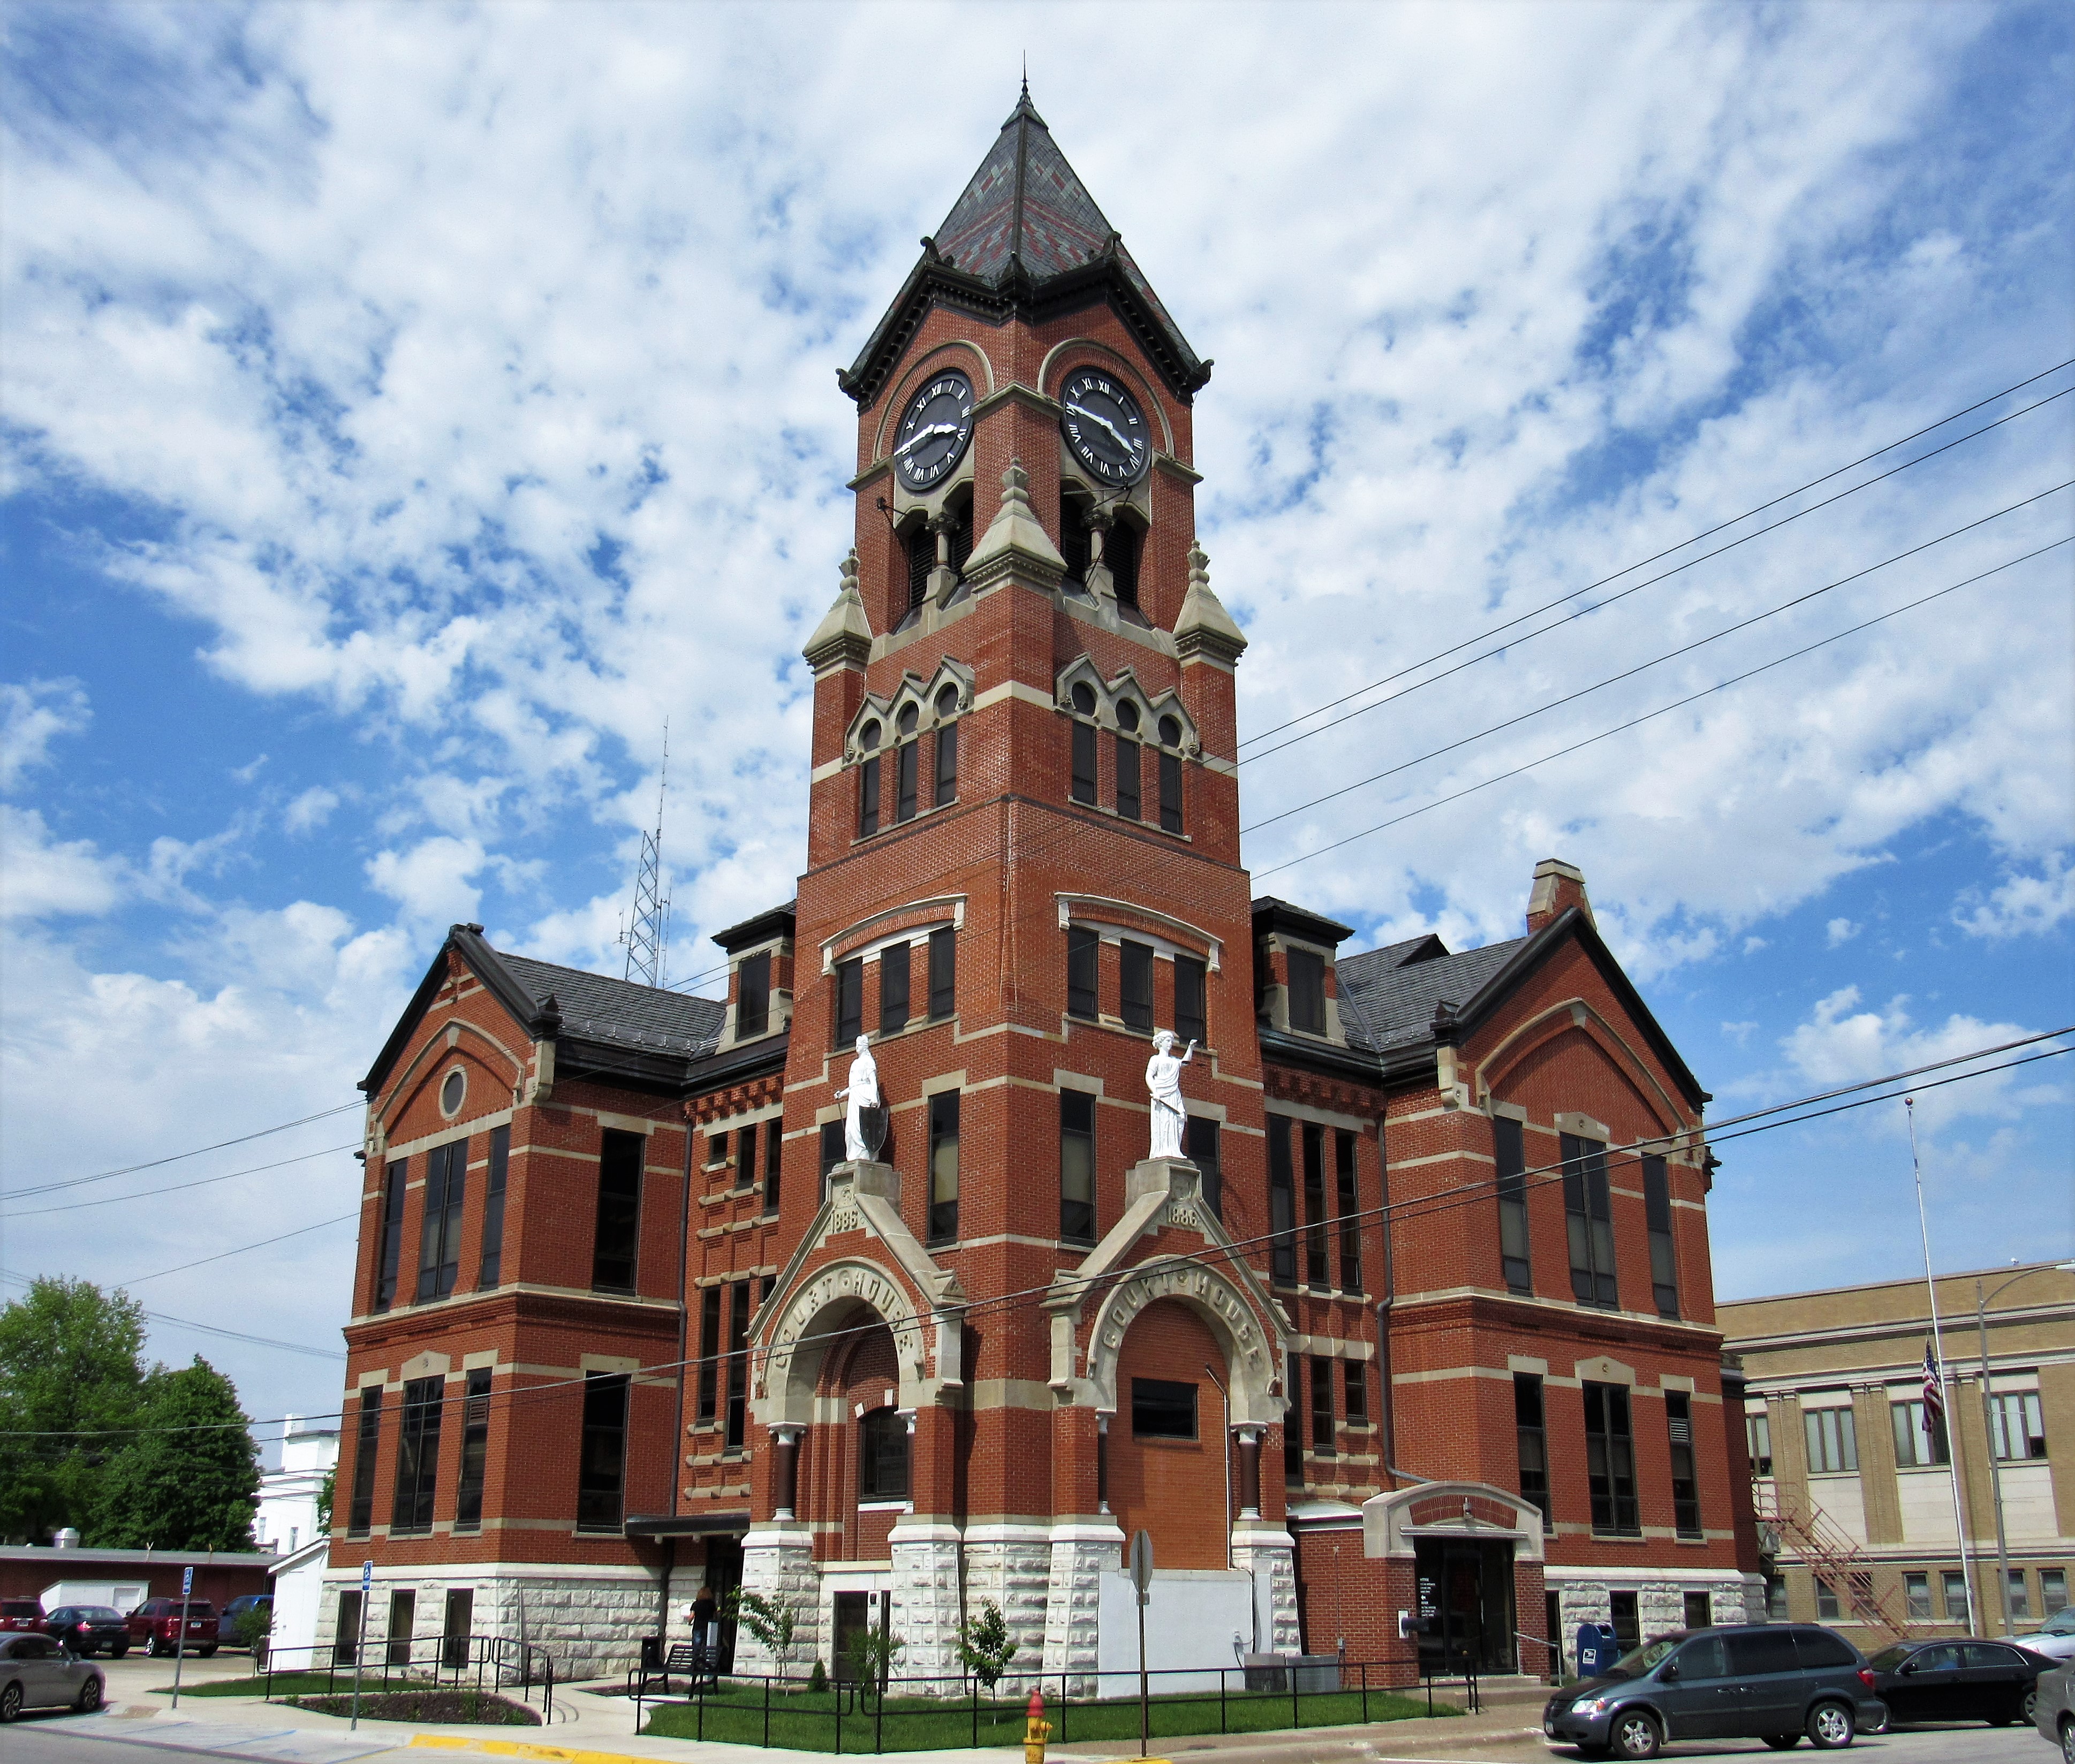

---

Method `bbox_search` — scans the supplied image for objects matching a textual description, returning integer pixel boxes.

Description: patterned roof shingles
[1336,935,1527,1053]
[496,951,726,1057]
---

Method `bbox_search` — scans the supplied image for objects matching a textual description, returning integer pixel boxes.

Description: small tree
[724,1587,799,1680]
[315,1465,335,1534]
[846,1625,904,1699]
[232,1602,272,1656]
[955,1600,1017,1692]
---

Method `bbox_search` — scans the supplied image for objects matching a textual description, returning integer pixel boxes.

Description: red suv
[0,1600,41,1633]
[126,1598,219,1657]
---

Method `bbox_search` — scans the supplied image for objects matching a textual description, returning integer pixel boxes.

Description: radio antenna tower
[620,724,670,989]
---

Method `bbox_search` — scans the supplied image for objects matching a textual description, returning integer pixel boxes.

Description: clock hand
[893,422,959,459]
[1064,403,1143,457]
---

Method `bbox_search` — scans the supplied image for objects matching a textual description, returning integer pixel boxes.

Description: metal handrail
[256,1634,556,1722]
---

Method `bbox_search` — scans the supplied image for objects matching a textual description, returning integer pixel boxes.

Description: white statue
[1145,1030,1198,1160]
[834,1035,881,1163]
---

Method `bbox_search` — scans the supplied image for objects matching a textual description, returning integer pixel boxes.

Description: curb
[407,1740,658,1764]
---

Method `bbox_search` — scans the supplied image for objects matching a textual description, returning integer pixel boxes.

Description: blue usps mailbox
[1575,1622,1618,1678]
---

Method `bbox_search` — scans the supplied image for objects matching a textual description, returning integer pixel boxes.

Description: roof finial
[1021,54,1028,100]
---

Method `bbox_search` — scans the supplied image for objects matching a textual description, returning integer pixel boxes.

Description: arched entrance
[1106,1298,1230,1568]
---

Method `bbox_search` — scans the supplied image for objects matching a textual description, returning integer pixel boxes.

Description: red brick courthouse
[331,92,1762,1685]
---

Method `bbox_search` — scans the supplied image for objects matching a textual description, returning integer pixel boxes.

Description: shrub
[955,1600,1017,1691]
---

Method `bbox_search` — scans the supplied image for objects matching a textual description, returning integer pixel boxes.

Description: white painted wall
[39,1580,148,1613]
[268,1544,329,1662]
[1805,1474,1868,1546]
[255,1416,338,1557]
[1997,1463,2061,1541]
[1898,1469,1962,1544]
[1096,1568,1254,1694]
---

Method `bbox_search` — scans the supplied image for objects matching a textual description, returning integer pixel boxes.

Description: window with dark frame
[1060,1089,1097,1245]
[1110,522,1141,610]
[736,1121,758,1191]
[1582,1380,1640,1534]
[1747,1411,1773,1476]
[696,1286,721,1423]
[906,524,933,612]
[592,1130,643,1292]
[948,510,972,579]
[1173,954,1206,1045]
[1561,1133,1617,1308]
[1310,1356,1335,1451]
[737,951,771,1039]
[1268,1114,1297,1283]
[1286,948,1326,1035]
[347,1386,382,1536]
[1120,939,1154,1033]
[1071,719,1099,804]
[1115,734,1141,820]
[1815,1577,1841,1620]
[896,734,919,822]
[859,1408,910,1500]
[1284,1351,1304,1485]
[576,1372,629,1531]
[820,1120,844,1202]
[834,956,863,1047]
[934,714,957,808]
[1335,1128,1362,1292]
[1186,1115,1221,1220]
[859,752,881,837]
[1804,1404,1858,1473]
[375,1159,406,1311]
[881,941,912,1035]
[479,1126,509,1287]
[334,1591,362,1667]
[1158,748,1183,834]
[1514,1373,1551,1525]
[1060,490,1090,583]
[1644,1154,1679,1317]
[1667,1390,1702,1538]
[1343,1357,1368,1426]
[416,1137,467,1302]
[928,925,956,1018]
[1066,926,1099,1020]
[763,1117,781,1216]
[1132,1377,1198,1440]
[928,1090,960,1243]
[390,1375,443,1534]
[724,1279,750,1450]
[1494,1115,1532,1294]
[1989,1390,2047,1460]
[455,1367,491,1531]
[1302,1122,1329,1287]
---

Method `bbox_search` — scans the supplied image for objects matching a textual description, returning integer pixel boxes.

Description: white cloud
[1827,917,1861,947]
[1721,1020,1758,1045]
[0,804,127,919]
[365,834,488,927]
[284,786,340,834]
[0,679,90,790]
[1953,855,2075,940]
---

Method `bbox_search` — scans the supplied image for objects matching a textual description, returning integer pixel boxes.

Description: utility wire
[1,1143,361,1219]
[0,1101,362,1203]
[0,1270,347,1364]
[117,1212,361,1288]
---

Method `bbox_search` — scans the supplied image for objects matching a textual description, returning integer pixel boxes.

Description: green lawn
[641,1682,1451,1752]
[159,1672,347,1698]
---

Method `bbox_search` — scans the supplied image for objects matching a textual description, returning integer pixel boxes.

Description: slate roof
[1336,932,1529,1054]
[497,951,727,1058]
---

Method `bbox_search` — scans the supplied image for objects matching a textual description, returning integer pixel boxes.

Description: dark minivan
[1544,1624,1887,1759]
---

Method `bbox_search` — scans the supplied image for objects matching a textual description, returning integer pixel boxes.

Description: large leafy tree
[95,1358,260,1550]
[0,1278,149,1543]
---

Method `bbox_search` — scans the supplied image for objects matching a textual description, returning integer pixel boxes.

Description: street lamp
[1976,1259,2075,1635]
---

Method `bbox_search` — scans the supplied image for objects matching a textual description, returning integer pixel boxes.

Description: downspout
[660,1102,696,1638]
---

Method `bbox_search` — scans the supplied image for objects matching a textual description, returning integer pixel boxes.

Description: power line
[1237,364,2075,757]
[1,1143,361,1219]
[0,1271,346,1364]
[118,1212,361,1288]
[0,1101,362,1203]
[1249,534,2072,879]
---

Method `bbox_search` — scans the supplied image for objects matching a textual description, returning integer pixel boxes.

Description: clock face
[1061,371,1152,484]
[892,370,976,491]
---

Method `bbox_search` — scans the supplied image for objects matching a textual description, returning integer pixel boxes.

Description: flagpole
[1908,1096,1979,1634]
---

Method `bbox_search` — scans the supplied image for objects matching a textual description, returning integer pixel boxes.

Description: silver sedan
[2035,1662,2074,1763]
[0,1631,105,1720]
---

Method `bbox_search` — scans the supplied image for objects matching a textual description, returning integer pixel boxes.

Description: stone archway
[755,1258,928,1428]
[1082,1255,1284,1426]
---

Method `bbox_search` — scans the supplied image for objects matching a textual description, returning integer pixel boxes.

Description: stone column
[1234,1426,1262,1518]
[736,1525,816,1676]
[1096,1412,1111,1514]
[1230,1520,1300,1656]
[771,1425,804,1520]
[1041,1517,1125,1690]
[890,1405,964,1679]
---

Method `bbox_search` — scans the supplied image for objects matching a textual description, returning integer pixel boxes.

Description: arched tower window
[933,683,959,808]
[1157,713,1185,834]
[1059,488,1091,586]
[904,524,933,620]
[895,703,920,822]
[858,1406,910,1501]
[857,718,883,838]
[946,497,973,581]
[1109,520,1143,617]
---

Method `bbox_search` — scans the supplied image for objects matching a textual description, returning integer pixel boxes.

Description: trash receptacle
[639,1634,664,1672]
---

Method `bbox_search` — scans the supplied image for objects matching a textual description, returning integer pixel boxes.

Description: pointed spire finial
[1021,54,1028,99]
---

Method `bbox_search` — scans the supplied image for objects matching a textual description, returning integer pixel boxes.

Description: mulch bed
[287,1689,541,1725]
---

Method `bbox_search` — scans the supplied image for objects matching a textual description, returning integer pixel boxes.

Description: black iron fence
[256,1635,556,1722]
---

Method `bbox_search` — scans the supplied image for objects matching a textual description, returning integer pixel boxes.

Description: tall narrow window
[763,1118,782,1217]
[1060,1089,1096,1245]
[1815,1578,1841,1620]
[1310,1356,1336,1451]
[724,1280,750,1450]
[1268,1114,1297,1284]
[1158,749,1183,834]
[1302,1122,1330,1287]
[736,1121,758,1190]
[1284,1351,1304,1486]
[1285,948,1326,1035]
[1494,1115,1531,1294]
[906,525,933,612]
[880,941,911,1035]
[1803,1404,1858,1473]
[928,1091,960,1243]
[1582,1381,1639,1534]
[441,1590,473,1671]
[1941,1569,1968,1617]
[1747,1411,1774,1476]
[2042,1567,2068,1615]
[334,1590,362,1666]
[859,1408,911,1500]
[834,956,863,1046]
[385,1588,415,1668]
[1115,734,1141,820]
[1989,1390,2047,1459]
[592,1130,643,1292]
[737,952,771,1039]
[1561,1134,1617,1308]
[1515,1373,1551,1525]
[1071,719,1099,805]
[1343,1358,1368,1425]
[1060,490,1090,583]
[1110,522,1141,610]
[1186,1116,1221,1220]
[577,1372,629,1530]
[391,1375,443,1534]
[858,753,881,837]
[1066,926,1099,1020]
[1336,1129,1362,1292]
[347,1387,382,1537]
[927,925,956,1018]
[1904,1573,1933,1621]
[933,696,958,808]
[696,1287,721,1423]
[479,1126,509,1288]
[455,1367,491,1531]
[1643,1154,1678,1317]
[896,740,918,822]
[1667,1390,1701,1538]
[1120,939,1154,1032]
[1173,955,1206,1046]
[375,1159,406,1311]
[948,512,971,579]
[820,1121,844,1201]
[416,1137,467,1302]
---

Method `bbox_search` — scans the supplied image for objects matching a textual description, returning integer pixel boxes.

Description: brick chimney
[1526,858,1594,933]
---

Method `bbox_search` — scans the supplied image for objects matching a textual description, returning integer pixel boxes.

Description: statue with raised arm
[834,1035,882,1163]
[1145,1030,1197,1161]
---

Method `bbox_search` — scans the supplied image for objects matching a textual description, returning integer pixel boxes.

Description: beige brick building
[1720,1260,2074,1641]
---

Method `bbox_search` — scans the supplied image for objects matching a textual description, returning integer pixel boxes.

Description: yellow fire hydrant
[1023,1687,1052,1764]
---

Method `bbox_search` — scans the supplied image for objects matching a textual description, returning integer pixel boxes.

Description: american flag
[1922,1341,1945,1425]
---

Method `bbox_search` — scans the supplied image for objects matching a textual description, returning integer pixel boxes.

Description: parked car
[0,1631,105,1720]
[1543,1624,1885,1759]
[2025,1608,2075,1665]
[0,1600,43,1633]
[1866,1637,2053,1727]
[2031,1661,2072,1762]
[38,1607,129,1659]
[221,1594,273,1637]
[125,1597,218,1657]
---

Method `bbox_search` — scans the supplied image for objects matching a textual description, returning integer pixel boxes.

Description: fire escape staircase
[1753,1480,1911,1639]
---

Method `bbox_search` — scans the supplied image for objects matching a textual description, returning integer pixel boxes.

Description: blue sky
[2,0,2070,1436]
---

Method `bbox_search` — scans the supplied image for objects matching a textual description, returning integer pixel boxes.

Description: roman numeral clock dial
[892,370,976,491]
[1061,372,1151,484]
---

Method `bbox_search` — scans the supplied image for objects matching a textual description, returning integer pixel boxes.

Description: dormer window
[1287,948,1327,1035]
[737,951,771,1039]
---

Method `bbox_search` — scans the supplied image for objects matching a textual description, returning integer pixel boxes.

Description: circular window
[1071,681,1097,716]
[440,1069,466,1117]
[935,683,959,719]
[897,703,919,737]
[1116,701,1140,733]
[859,719,881,751]
[1158,714,1182,748]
